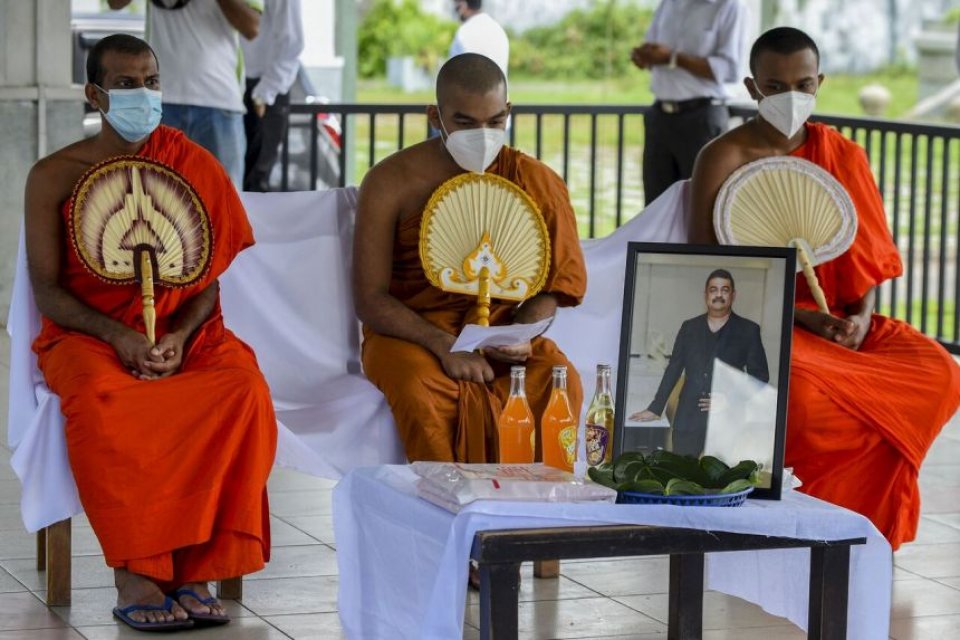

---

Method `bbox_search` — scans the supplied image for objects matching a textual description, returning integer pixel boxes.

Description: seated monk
[689,26,960,549]
[354,53,587,463]
[24,35,277,629]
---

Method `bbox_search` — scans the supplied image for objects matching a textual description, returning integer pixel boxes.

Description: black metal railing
[280,103,960,353]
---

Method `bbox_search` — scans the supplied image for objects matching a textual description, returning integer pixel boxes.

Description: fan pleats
[714,157,857,268]
[421,173,550,300]
[71,158,211,287]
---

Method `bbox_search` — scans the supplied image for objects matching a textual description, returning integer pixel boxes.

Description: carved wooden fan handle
[477,266,491,327]
[795,242,830,316]
[139,252,156,345]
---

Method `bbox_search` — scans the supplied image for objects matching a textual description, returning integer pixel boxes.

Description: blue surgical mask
[95,85,163,142]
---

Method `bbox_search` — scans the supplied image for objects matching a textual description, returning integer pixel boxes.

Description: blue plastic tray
[617,486,754,507]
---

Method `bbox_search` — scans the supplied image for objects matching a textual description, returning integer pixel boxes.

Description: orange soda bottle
[498,365,535,463]
[585,364,615,466]
[541,365,577,471]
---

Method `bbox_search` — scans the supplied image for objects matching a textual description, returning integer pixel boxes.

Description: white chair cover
[6,180,690,532]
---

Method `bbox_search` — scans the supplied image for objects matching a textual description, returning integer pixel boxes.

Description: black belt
[654,97,724,114]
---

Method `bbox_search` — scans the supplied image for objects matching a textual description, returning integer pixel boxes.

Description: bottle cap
[510,365,526,374]
[552,365,567,374]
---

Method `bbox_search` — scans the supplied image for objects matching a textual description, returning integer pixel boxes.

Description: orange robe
[33,126,277,587]
[362,147,588,463]
[786,122,960,549]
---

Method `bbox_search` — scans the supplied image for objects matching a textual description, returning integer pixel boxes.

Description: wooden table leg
[808,546,851,640]
[533,559,559,578]
[478,561,521,640]
[217,577,243,600]
[668,553,704,640]
[45,519,72,606]
[36,528,47,571]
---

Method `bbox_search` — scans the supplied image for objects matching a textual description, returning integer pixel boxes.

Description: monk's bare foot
[174,582,227,618]
[114,569,188,624]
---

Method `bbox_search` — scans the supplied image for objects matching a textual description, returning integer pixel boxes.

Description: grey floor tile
[270,516,321,547]
[894,542,960,579]
[0,592,66,631]
[925,439,960,467]
[281,515,335,545]
[701,627,806,640]
[264,612,346,639]
[889,614,960,640]
[560,556,668,596]
[0,566,28,593]
[0,524,102,561]
[615,591,793,630]
[76,616,289,639]
[1,554,114,592]
[465,597,666,639]
[237,576,338,616]
[0,505,29,532]
[0,481,24,506]
[929,513,960,530]
[938,576,960,590]
[268,468,337,493]
[910,516,960,544]
[920,464,960,487]
[0,630,85,640]
[466,564,599,605]
[268,491,333,517]
[892,578,960,618]
[246,544,338,581]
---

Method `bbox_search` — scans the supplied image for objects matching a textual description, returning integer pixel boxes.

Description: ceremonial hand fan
[70,156,212,344]
[420,173,551,326]
[713,156,857,315]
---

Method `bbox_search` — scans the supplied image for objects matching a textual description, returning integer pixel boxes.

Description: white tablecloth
[333,465,891,640]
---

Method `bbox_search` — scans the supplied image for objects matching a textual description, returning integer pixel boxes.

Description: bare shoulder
[695,125,754,181]
[26,139,97,204]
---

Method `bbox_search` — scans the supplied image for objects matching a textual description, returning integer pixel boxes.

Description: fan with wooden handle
[713,156,858,314]
[419,173,551,326]
[70,156,212,344]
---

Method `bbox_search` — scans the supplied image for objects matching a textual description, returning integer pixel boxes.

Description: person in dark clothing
[630,269,768,456]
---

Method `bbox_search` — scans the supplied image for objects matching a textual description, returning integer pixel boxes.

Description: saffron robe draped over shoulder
[33,126,277,585]
[362,147,588,463]
[785,122,960,549]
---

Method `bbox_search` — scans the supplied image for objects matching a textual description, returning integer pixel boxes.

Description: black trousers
[642,103,729,205]
[243,77,291,192]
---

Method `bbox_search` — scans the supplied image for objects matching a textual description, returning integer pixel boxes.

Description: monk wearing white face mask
[353,53,586,464]
[689,27,960,550]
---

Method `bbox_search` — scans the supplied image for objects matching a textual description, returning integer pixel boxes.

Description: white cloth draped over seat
[6,181,690,533]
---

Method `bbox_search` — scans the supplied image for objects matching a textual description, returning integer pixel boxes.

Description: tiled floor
[1,332,960,639]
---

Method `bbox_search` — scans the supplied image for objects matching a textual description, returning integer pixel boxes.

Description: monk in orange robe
[355,53,587,463]
[24,35,276,629]
[691,27,960,549]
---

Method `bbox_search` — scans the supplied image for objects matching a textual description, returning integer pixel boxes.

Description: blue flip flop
[112,595,194,632]
[170,587,231,626]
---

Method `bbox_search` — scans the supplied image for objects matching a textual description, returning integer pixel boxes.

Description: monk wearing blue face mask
[23,34,276,630]
[689,27,960,550]
[354,53,587,463]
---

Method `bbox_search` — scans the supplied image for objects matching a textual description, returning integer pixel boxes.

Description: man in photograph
[630,269,768,456]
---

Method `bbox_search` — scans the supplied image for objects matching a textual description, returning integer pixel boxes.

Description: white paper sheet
[451,317,553,352]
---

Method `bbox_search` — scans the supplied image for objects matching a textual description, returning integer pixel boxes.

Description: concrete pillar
[0,0,84,324]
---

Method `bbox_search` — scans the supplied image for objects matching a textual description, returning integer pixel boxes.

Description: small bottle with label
[541,365,577,472]
[585,363,615,466]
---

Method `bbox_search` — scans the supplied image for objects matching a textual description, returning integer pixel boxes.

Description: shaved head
[436,53,506,108]
[750,27,820,75]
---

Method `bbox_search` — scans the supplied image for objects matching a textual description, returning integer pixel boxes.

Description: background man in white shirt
[241,0,304,192]
[108,0,262,188]
[449,0,509,78]
[631,0,747,204]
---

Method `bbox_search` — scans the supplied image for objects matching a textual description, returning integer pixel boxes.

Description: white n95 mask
[755,87,816,139]
[439,117,505,173]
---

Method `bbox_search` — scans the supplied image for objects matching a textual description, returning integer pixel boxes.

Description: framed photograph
[613,243,796,500]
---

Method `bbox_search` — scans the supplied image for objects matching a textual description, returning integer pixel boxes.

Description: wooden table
[471,524,865,640]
